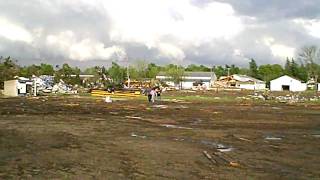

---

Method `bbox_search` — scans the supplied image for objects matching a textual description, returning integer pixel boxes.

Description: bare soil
[0,93,319,179]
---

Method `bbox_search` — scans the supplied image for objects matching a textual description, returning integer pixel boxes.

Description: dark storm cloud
[212,0,320,20]
[0,0,320,67]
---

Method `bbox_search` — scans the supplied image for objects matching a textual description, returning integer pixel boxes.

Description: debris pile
[52,79,77,94]
[33,75,54,93]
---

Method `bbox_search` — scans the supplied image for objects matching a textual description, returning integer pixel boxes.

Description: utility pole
[126,56,130,88]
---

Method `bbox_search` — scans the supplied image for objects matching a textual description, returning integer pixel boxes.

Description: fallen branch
[203,151,218,165]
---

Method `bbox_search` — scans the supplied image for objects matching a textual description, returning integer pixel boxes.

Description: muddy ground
[0,93,319,179]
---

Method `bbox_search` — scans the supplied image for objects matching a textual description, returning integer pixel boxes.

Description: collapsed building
[214,74,266,90]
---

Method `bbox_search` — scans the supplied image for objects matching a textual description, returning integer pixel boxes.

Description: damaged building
[3,78,33,97]
[214,74,266,90]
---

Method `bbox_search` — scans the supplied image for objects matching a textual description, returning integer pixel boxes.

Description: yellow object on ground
[91,90,141,98]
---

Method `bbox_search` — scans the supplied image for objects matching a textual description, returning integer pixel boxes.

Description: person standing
[150,88,156,103]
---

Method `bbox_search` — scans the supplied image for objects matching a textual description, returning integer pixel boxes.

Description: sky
[0,0,320,68]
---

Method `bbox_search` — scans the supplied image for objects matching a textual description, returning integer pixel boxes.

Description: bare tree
[298,46,319,82]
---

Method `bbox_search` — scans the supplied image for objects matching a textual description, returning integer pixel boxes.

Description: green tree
[258,64,284,83]
[55,63,81,85]
[108,62,126,84]
[39,63,54,75]
[146,63,160,79]
[0,56,20,88]
[249,59,259,78]
[213,66,227,78]
[185,64,210,72]
[165,65,185,89]
[284,57,292,76]
[134,60,148,80]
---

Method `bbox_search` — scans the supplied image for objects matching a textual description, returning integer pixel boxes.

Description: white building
[3,79,33,97]
[270,75,307,92]
[156,72,216,89]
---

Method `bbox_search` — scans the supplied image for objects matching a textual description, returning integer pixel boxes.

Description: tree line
[1,46,320,89]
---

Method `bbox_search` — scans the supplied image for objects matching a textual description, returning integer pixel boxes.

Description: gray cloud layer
[0,0,319,68]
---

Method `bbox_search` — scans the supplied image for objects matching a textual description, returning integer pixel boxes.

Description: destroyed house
[156,72,216,89]
[215,74,266,90]
[3,79,33,97]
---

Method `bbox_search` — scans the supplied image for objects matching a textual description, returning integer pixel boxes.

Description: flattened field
[0,93,319,179]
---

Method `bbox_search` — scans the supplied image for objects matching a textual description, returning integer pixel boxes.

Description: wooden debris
[203,151,217,165]
[212,152,241,168]
[237,137,252,142]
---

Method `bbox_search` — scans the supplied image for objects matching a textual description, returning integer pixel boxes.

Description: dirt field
[0,93,319,179]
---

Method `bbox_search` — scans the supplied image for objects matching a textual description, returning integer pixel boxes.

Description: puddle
[265,136,282,140]
[217,147,234,152]
[131,133,147,139]
[126,116,143,120]
[161,124,193,130]
[312,134,320,138]
[271,107,282,110]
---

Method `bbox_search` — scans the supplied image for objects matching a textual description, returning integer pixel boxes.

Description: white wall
[4,80,18,97]
[161,80,210,89]
[270,76,307,92]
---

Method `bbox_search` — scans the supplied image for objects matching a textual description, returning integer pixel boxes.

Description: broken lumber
[212,152,240,168]
[203,151,218,165]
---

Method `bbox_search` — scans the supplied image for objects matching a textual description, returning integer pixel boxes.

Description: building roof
[270,75,303,82]
[219,74,265,83]
[232,74,265,83]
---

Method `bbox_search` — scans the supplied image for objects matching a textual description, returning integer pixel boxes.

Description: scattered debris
[217,147,234,152]
[203,151,217,165]
[152,105,168,109]
[131,132,147,139]
[237,137,252,143]
[204,151,240,168]
[104,96,112,103]
[175,105,188,109]
[200,140,233,152]
[161,124,193,130]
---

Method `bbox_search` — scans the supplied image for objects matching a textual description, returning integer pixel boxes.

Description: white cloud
[0,17,33,43]
[293,18,320,38]
[105,0,243,60]
[157,43,186,60]
[46,31,125,61]
[270,44,295,59]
